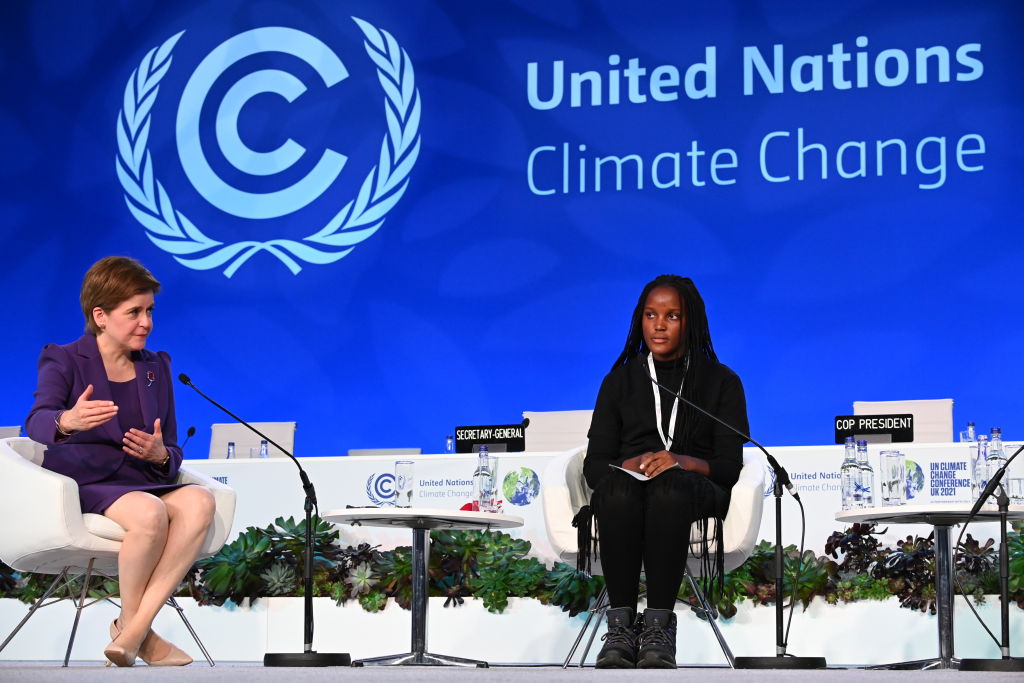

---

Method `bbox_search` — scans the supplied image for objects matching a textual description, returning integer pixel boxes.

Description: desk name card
[834,414,914,444]
[454,424,526,453]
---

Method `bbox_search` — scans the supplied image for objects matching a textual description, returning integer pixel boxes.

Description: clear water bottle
[988,428,1004,461]
[972,434,990,500]
[856,439,874,507]
[986,428,1007,499]
[226,441,235,459]
[445,434,455,454]
[259,439,270,459]
[840,436,861,510]
[474,445,497,512]
[966,421,976,442]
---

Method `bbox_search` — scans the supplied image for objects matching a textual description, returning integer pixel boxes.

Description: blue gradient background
[1,1,1021,459]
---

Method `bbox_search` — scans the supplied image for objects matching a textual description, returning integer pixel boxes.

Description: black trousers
[592,467,727,610]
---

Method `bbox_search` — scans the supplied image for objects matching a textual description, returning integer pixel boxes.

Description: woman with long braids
[584,275,749,669]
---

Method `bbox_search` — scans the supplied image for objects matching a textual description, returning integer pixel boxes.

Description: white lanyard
[647,353,680,451]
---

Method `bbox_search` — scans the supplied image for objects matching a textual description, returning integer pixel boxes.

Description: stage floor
[1,662,1023,682]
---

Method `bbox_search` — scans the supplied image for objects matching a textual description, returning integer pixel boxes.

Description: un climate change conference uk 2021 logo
[115,19,421,277]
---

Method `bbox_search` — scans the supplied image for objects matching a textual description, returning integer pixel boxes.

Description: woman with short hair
[26,256,214,667]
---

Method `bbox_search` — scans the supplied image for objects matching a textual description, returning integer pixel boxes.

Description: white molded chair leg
[685,569,735,667]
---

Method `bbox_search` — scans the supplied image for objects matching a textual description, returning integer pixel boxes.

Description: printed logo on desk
[114,18,421,277]
[762,462,777,498]
[502,467,540,506]
[366,472,396,506]
[905,459,925,500]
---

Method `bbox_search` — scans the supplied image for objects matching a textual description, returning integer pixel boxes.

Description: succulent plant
[358,588,388,612]
[538,562,605,617]
[872,533,936,613]
[6,517,1019,620]
[193,527,273,606]
[0,561,18,598]
[1007,522,1024,606]
[260,515,341,577]
[825,523,884,578]
[260,562,298,597]
[375,546,413,610]
[783,548,837,610]
[470,557,547,613]
[956,534,997,576]
[344,562,378,598]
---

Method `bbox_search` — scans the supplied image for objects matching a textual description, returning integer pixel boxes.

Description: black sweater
[584,356,749,491]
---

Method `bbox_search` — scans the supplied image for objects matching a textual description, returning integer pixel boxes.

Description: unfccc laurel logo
[115,19,421,277]
[366,472,396,507]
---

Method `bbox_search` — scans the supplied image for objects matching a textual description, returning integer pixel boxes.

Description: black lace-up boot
[595,607,638,669]
[636,608,677,668]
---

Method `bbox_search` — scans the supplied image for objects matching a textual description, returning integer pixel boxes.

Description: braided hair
[612,274,717,369]
[612,274,719,453]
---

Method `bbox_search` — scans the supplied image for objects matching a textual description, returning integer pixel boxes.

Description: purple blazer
[25,334,183,486]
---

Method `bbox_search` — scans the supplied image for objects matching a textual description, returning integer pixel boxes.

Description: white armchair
[0,437,236,666]
[542,446,765,667]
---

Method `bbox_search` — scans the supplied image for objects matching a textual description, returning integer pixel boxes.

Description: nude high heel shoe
[139,631,193,667]
[104,619,136,667]
[110,617,192,666]
[103,625,137,668]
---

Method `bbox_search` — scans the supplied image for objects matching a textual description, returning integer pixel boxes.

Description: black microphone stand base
[736,482,827,671]
[959,657,1024,672]
[264,652,352,667]
[734,655,827,669]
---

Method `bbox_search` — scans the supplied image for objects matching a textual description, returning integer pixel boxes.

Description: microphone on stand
[181,426,196,450]
[177,373,348,667]
[638,355,824,669]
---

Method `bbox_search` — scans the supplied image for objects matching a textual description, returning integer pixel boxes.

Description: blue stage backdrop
[1,1,1021,459]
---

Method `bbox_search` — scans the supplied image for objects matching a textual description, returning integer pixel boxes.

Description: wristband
[54,411,73,437]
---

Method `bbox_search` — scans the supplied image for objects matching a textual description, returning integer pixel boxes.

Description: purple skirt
[79,452,185,514]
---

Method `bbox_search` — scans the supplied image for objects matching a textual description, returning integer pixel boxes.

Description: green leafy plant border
[2,519,1020,619]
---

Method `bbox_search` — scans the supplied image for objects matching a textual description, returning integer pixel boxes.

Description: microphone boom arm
[177,375,318,506]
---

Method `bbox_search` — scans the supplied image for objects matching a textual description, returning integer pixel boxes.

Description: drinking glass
[880,450,905,506]
[969,442,986,501]
[394,460,414,508]
[1006,478,1024,505]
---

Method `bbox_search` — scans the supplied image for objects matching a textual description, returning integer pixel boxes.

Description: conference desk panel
[187,451,566,563]
[184,442,1003,559]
